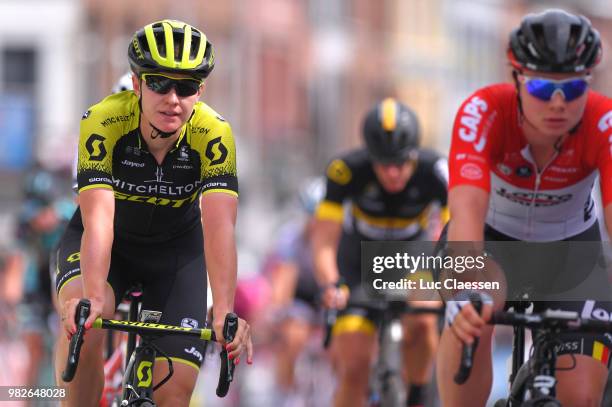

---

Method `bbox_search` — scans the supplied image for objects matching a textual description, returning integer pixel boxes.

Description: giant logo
[205,137,228,165]
[85,134,107,161]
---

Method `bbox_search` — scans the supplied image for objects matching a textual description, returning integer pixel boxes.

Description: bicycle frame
[502,330,561,406]
[101,291,141,407]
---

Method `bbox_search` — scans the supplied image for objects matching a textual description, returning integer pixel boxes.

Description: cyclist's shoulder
[82,91,139,121]
[189,102,233,136]
[324,148,371,187]
[329,148,371,171]
[417,147,445,165]
[415,148,448,183]
[582,91,612,132]
[80,91,139,141]
[459,82,515,108]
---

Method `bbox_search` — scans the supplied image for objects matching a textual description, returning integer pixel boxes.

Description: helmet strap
[513,70,544,132]
[512,70,525,118]
[136,79,176,140]
[513,70,581,146]
[148,123,176,139]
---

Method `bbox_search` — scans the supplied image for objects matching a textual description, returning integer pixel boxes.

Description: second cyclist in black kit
[312,98,448,407]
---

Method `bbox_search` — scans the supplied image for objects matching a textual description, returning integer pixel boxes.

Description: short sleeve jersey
[75,91,238,242]
[315,148,448,240]
[449,83,612,241]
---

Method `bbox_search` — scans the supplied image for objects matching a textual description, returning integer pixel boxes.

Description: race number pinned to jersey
[85,134,107,161]
[205,137,228,165]
[327,159,352,185]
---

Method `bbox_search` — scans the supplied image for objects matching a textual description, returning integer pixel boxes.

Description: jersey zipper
[526,152,558,238]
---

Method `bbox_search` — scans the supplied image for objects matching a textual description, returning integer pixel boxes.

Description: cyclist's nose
[163,86,180,103]
[385,165,401,178]
[549,90,566,108]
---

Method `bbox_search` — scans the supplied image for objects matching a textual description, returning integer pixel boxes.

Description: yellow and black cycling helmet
[363,98,420,164]
[128,19,215,79]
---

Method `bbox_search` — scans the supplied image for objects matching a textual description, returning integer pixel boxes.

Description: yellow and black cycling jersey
[72,91,238,242]
[316,148,448,240]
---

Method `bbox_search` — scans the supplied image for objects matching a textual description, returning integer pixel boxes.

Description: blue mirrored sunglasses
[519,75,591,102]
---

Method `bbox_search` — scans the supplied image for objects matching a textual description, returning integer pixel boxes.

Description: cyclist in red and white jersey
[438,9,612,406]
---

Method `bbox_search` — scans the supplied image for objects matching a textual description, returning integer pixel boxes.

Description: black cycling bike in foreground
[455,296,612,407]
[62,298,237,406]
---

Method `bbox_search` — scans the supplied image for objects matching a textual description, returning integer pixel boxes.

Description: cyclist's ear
[132,74,140,97]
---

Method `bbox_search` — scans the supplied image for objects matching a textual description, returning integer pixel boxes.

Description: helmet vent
[190,35,202,60]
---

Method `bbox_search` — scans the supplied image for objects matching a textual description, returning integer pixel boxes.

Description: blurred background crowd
[1,0,612,406]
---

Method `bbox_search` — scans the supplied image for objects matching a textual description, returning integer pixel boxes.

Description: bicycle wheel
[379,372,404,407]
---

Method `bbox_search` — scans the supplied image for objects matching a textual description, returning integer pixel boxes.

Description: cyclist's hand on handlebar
[321,284,350,310]
[445,291,493,345]
[61,297,104,338]
[213,312,253,365]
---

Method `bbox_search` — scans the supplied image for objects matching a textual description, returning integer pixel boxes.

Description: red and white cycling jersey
[449,83,612,241]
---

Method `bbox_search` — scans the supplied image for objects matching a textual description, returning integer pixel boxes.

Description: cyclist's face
[134,73,203,134]
[372,160,416,193]
[519,70,589,139]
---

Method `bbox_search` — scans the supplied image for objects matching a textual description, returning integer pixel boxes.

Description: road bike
[62,297,237,406]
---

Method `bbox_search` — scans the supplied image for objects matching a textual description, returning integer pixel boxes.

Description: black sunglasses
[141,73,202,97]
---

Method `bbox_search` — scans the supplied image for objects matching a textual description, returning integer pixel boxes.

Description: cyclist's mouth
[543,118,567,127]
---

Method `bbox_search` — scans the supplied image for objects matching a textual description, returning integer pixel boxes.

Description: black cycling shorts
[334,230,426,335]
[55,222,208,371]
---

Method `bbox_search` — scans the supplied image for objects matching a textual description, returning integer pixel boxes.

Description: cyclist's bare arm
[202,192,237,318]
[312,219,341,286]
[603,203,612,238]
[201,192,252,362]
[447,185,487,243]
[269,261,299,308]
[445,185,497,341]
[67,188,115,331]
[311,218,348,308]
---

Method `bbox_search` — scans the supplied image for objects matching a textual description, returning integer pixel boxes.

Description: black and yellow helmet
[363,98,420,164]
[128,19,215,79]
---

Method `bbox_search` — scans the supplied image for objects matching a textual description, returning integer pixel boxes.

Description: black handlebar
[62,299,91,382]
[453,303,612,385]
[216,312,239,397]
[454,293,482,385]
[62,299,239,399]
[322,308,338,349]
